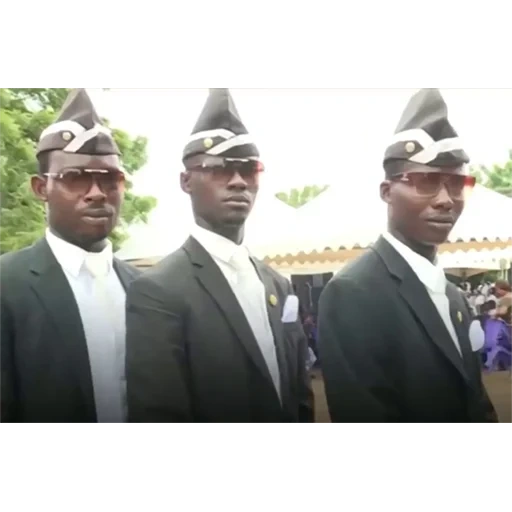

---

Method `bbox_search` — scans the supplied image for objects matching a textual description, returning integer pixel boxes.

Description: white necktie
[84,253,113,317]
[84,253,109,280]
[230,248,255,281]
[83,253,125,422]
[84,253,118,328]
[230,249,282,400]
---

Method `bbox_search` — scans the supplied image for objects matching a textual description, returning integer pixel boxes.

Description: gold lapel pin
[203,137,214,149]
[457,311,463,323]
[269,295,278,307]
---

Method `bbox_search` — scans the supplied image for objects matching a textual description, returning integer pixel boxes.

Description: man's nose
[432,184,455,209]
[84,177,107,201]
[227,171,248,189]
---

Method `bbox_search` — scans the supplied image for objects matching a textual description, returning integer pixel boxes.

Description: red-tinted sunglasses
[45,168,126,194]
[393,171,476,198]
[188,156,264,183]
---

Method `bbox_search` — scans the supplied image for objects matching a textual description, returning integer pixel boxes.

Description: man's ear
[380,180,392,204]
[180,170,192,194]
[31,175,48,202]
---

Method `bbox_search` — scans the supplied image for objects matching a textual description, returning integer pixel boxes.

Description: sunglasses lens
[59,169,125,193]
[198,160,263,183]
[405,173,475,198]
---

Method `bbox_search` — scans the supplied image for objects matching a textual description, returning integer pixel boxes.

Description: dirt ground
[311,369,512,423]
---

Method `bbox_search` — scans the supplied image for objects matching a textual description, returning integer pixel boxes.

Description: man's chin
[421,223,455,246]
[222,211,249,226]
[426,231,452,246]
[75,228,111,248]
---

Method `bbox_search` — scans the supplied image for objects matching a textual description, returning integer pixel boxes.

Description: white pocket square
[469,319,485,352]
[282,295,299,323]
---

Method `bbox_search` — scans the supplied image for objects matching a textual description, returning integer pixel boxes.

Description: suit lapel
[28,239,97,420]
[113,258,138,291]
[252,259,291,409]
[183,237,275,388]
[445,284,476,377]
[373,237,469,383]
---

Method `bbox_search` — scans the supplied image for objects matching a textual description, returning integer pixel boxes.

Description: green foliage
[276,184,329,208]
[471,150,512,198]
[0,88,156,254]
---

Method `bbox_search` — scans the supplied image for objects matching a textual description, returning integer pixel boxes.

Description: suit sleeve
[286,281,315,423]
[125,275,193,422]
[460,293,499,423]
[477,364,499,422]
[318,277,401,422]
[1,298,17,422]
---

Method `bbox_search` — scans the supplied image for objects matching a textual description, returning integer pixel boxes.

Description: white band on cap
[390,128,465,165]
[63,124,112,153]
[390,128,434,149]
[39,120,85,140]
[206,134,253,156]
[40,120,112,153]
[409,137,464,165]
[186,128,236,144]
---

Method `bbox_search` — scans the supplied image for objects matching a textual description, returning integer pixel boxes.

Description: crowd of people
[455,280,512,372]
[1,87,510,423]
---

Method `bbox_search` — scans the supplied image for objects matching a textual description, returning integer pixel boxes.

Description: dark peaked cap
[182,88,260,162]
[37,88,120,157]
[384,88,470,170]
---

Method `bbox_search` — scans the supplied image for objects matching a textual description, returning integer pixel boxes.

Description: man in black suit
[125,88,314,423]
[1,89,139,423]
[318,89,497,423]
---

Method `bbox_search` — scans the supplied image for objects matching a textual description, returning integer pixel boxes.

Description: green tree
[0,88,157,254]
[276,184,329,208]
[471,150,512,198]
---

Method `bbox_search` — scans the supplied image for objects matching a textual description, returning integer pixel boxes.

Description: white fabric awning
[439,246,512,270]
[270,247,512,277]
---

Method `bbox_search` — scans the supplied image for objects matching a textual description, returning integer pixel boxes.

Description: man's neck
[388,227,437,264]
[194,218,244,245]
[49,227,108,253]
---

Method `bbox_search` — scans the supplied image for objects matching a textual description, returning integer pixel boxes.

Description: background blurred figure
[494,280,512,299]
[481,280,512,372]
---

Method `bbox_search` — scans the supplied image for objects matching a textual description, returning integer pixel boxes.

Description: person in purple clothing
[484,297,512,371]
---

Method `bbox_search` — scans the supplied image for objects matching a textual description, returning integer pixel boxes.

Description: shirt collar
[382,232,446,294]
[45,228,113,278]
[191,224,250,267]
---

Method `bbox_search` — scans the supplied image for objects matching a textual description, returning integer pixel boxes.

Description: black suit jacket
[1,238,140,423]
[125,236,314,423]
[318,236,497,423]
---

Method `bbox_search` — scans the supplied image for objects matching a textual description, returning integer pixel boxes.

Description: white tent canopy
[272,245,512,278]
[440,247,512,278]
[263,183,512,258]
[439,247,512,269]
[243,192,298,259]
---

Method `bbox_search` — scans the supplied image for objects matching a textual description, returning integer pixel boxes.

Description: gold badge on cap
[457,311,463,323]
[203,137,214,149]
[62,131,73,141]
[269,295,278,307]
[405,141,416,153]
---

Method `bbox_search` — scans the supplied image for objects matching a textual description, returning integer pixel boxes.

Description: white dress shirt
[382,232,462,356]
[46,229,127,422]
[191,224,281,399]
